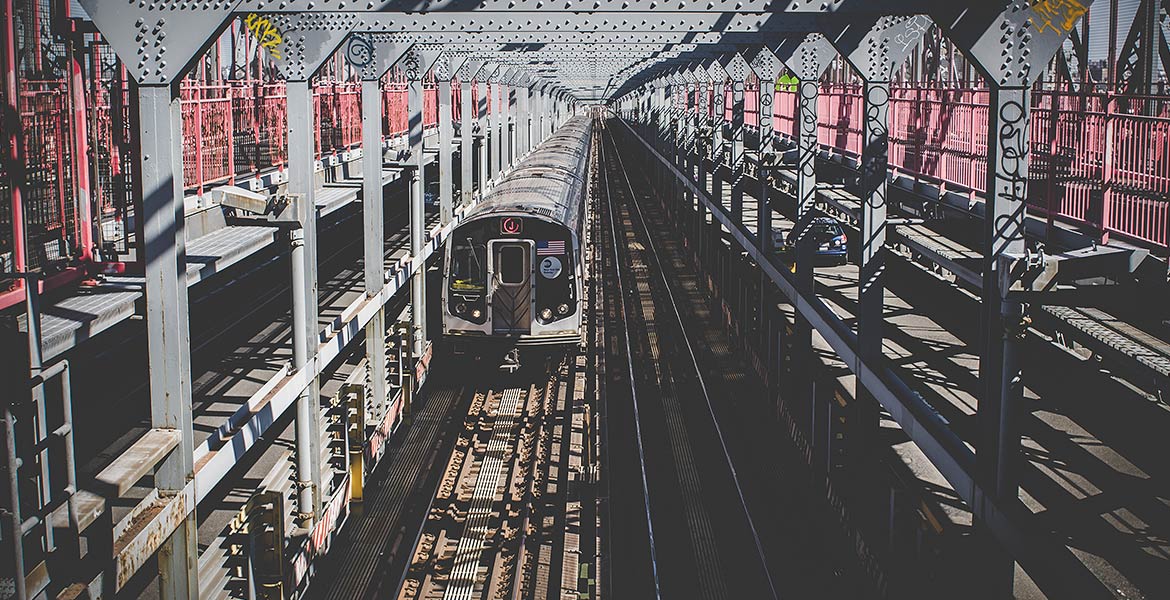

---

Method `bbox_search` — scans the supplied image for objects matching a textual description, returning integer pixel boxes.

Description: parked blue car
[775,216,849,266]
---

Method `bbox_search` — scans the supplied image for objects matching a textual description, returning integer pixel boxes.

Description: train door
[488,240,534,334]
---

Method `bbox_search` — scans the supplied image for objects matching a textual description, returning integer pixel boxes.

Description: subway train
[441,115,592,362]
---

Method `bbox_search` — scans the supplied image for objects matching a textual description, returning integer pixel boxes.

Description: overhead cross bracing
[4,1,1169,600]
[78,3,942,90]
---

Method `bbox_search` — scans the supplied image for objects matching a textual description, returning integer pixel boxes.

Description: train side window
[499,245,527,285]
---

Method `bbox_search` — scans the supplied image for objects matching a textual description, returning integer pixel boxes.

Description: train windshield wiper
[468,237,484,280]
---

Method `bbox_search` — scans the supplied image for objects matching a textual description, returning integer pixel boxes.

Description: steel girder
[78,2,938,90]
[235,0,933,12]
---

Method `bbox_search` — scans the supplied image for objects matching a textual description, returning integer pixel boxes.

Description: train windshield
[450,235,487,292]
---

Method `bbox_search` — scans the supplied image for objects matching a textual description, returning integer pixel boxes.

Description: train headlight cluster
[450,292,486,324]
[557,303,570,315]
[540,308,554,321]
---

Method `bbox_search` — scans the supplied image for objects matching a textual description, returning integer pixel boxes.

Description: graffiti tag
[1032,0,1087,35]
[345,35,374,69]
[245,13,283,60]
[777,73,799,92]
[894,16,930,53]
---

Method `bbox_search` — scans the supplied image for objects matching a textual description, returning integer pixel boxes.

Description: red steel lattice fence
[715,83,1170,248]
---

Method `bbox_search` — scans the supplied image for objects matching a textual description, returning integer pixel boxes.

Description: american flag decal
[537,240,566,255]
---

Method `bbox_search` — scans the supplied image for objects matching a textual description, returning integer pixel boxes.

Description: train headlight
[455,302,467,315]
[470,308,482,319]
[557,303,570,315]
[540,308,554,321]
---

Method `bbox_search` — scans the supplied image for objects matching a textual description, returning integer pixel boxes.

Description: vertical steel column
[500,82,510,172]
[708,75,727,268]
[288,79,323,527]
[553,90,560,135]
[492,82,503,179]
[795,79,819,227]
[757,75,774,252]
[710,79,726,209]
[460,78,474,206]
[856,78,890,489]
[926,7,1080,591]
[544,89,552,137]
[137,84,198,599]
[789,77,819,430]
[696,80,709,257]
[409,78,427,354]
[541,87,550,144]
[978,84,1030,597]
[754,62,777,364]
[477,80,490,188]
[553,90,561,134]
[438,77,454,224]
[654,82,665,143]
[824,13,929,516]
[654,81,666,189]
[505,84,515,167]
[530,86,539,146]
[536,87,545,144]
[514,83,524,157]
[656,81,669,196]
[664,80,676,210]
[730,78,746,221]
[518,85,530,156]
[361,78,389,426]
[675,82,688,223]
[684,81,697,223]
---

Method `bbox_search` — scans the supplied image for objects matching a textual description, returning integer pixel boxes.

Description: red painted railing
[699,83,1170,249]
[0,81,76,271]
[174,79,449,195]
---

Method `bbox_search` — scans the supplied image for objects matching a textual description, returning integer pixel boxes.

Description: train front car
[442,116,592,364]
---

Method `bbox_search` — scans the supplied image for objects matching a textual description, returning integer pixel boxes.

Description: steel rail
[603,122,781,600]
[385,382,483,600]
[585,138,615,600]
[597,121,664,600]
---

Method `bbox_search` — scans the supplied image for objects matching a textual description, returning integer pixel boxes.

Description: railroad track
[393,352,580,600]
[595,119,780,599]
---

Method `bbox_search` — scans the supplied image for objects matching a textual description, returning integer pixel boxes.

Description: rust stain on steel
[113,483,196,590]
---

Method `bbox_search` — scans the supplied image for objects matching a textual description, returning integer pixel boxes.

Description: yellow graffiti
[245,13,283,60]
[1032,0,1087,35]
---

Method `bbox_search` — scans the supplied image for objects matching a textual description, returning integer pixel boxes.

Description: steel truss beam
[237,0,934,12]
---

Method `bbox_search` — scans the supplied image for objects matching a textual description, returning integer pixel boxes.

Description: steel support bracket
[345,34,415,82]
[77,0,235,85]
